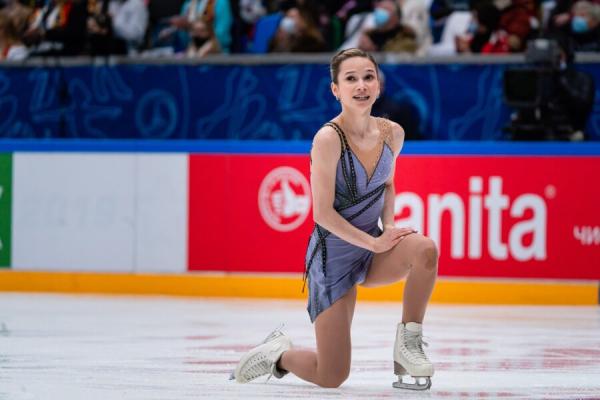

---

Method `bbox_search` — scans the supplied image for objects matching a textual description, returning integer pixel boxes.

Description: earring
[335,96,339,101]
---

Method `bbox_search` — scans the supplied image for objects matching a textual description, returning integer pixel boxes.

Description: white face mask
[239,0,266,24]
[280,16,297,34]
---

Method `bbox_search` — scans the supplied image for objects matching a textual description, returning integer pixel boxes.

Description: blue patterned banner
[1,62,599,140]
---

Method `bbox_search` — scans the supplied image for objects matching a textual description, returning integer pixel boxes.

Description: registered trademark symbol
[544,185,556,199]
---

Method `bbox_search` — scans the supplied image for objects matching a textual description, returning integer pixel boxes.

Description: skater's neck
[337,110,372,140]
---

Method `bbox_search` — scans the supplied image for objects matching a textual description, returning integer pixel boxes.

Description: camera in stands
[504,39,560,107]
[503,38,589,141]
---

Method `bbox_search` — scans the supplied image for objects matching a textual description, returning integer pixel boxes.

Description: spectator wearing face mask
[554,1,600,52]
[545,0,596,32]
[338,7,375,50]
[269,5,326,52]
[233,0,266,52]
[230,0,267,53]
[399,0,432,55]
[358,0,419,53]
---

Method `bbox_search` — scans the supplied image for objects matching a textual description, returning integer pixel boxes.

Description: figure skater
[232,48,438,390]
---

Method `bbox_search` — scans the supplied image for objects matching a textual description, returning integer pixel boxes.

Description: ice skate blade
[392,376,432,391]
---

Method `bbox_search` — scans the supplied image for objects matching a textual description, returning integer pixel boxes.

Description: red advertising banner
[188,155,600,280]
[188,155,314,274]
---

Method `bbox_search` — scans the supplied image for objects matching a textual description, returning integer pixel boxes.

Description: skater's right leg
[362,234,438,390]
[278,286,356,388]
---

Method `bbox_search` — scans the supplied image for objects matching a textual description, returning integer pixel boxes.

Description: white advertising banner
[11,153,189,273]
[135,154,188,273]
[12,153,136,271]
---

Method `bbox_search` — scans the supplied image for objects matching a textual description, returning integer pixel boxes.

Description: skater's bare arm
[381,122,405,229]
[310,126,410,253]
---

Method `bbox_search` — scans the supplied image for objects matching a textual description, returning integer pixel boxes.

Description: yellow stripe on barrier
[0,271,597,305]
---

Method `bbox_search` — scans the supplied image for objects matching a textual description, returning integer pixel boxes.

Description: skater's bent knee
[417,238,438,272]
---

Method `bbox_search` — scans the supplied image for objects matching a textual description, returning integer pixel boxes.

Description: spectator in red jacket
[495,0,539,52]
[457,0,539,54]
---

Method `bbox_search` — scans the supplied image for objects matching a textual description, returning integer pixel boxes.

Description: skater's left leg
[361,233,438,322]
[232,286,356,387]
[278,286,357,388]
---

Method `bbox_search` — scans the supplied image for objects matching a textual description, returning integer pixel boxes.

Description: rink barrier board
[0,271,597,305]
[1,141,599,292]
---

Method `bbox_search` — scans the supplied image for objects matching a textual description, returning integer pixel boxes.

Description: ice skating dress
[304,119,394,323]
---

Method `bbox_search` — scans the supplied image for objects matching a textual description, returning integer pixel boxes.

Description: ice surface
[0,293,599,400]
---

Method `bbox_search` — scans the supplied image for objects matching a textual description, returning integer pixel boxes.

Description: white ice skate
[230,326,292,383]
[392,322,434,390]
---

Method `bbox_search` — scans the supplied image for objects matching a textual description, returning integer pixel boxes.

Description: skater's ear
[331,81,340,101]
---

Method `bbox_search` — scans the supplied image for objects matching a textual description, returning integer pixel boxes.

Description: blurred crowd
[0,0,600,60]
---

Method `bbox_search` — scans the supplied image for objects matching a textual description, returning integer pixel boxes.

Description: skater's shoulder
[312,124,343,158]
[375,117,404,153]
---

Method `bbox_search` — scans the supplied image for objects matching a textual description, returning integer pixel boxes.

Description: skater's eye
[364,74,375,81]
[345,76,357,82]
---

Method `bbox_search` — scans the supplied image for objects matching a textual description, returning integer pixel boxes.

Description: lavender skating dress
[304,120,394,323]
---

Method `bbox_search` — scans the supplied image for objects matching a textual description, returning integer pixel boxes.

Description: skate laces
[404,331,430,364]
[245,353,272,381]
[244,324,286,383]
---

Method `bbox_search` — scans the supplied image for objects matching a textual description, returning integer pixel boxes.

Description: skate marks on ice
[0,294,599,399]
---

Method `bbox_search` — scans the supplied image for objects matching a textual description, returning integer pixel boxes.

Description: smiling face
[331,56,380,110]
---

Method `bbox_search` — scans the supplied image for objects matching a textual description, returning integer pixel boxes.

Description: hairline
[343,67,377,74]
[330,49,379,84]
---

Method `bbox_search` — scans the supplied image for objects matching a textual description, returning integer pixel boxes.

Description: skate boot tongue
[404,322,422,334]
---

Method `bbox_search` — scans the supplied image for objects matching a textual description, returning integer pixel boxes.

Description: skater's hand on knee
[385,225,416,241]
[373,226,417,253]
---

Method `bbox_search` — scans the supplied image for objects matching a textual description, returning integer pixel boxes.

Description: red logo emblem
[258,167,311,232]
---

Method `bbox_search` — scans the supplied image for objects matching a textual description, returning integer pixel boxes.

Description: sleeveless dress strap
[323,121,358,201]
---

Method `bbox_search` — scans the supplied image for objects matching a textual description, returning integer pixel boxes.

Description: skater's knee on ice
[417,237,438,272]
[318,376,347,388]
[317,369,349,388]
